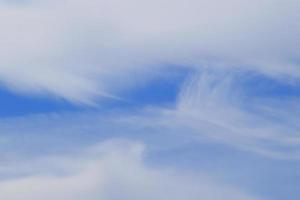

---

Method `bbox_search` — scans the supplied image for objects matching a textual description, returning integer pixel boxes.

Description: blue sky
[0,0,299,200]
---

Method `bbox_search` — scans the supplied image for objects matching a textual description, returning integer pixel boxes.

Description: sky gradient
[0,0,299,200]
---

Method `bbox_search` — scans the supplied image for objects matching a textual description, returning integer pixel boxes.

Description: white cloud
[160,71,300,159]
[0,84,298,161]
[0,99,296,198]
[0,1,299,197]
[0,139,261,200]
[0,0,299,103]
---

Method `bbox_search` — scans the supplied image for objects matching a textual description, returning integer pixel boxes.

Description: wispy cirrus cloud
[0,1,299,199]
[0,139,262,200]
[0,98,297,199]
[161,70,300,159]
[0,0,299,103]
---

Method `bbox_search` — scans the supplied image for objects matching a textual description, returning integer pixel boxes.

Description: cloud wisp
[0,1,299,199]
[160,71,300,159]
[0,140,261,200]
[0,0,300,103]
[0,97,297,199]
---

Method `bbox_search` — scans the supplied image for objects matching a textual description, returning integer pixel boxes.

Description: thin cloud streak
[0,0,300,103]
[0,140,261,200]
[161,71,300,159]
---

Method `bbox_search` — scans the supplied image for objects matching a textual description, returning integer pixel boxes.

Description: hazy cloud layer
[0,100,297,199]
[0,0,300,102]
[163,71,300,159]
[0,140,261,200]
[0,1,299,199]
